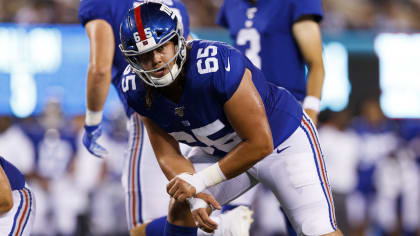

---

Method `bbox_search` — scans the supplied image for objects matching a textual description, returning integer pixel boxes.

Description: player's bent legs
[0,187,35,236]
[248,114,341,235]
[122,113,171,230]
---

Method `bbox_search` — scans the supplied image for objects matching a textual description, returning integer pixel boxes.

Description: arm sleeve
[292,0,324,23]
[78,0,112,26]
[215,1,228,28]
[213,47,245,103]
[0,157,25,190]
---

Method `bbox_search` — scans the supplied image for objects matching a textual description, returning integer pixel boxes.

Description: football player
[78,1,252,235]
[118,2,341,236]
[0,156,35,236]
[217,0,325,125]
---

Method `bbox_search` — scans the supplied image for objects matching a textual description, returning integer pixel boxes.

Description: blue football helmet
[119,1,186,87]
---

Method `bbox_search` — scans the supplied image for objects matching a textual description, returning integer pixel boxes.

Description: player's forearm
[305,61,325,99]
[182,139,273,195]
[0,167,13,214]
[158,154,196,181]
[86,65,112,111]
[218,138,273,179]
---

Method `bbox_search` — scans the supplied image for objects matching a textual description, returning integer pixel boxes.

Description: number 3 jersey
[217,0,323,101]
[120,40,303,157]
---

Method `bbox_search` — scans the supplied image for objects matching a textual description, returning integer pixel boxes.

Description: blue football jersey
[120,40,303,157]
[351,118,399,194]
[217,0,323,101]
[78,0,190,116]
[0,157,25,191]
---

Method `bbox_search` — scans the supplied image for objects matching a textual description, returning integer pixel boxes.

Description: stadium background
[0,0,419,235]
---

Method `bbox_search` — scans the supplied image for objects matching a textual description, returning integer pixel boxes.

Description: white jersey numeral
[122,75,137,92]
[169,119,241,154]
[196,46,219,74]
[237,28,261,69]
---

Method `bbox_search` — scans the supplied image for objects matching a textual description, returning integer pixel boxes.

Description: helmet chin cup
[150,64,179,86]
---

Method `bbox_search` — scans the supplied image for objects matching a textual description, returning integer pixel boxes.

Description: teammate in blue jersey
[79,1,252,235]
[217,0,325,125]
[217,2,325,233]
[118,2,341,236]
[0,156,35,236]
[78,0,191,234]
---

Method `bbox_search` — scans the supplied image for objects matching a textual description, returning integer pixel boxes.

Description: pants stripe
[136,119,144,224]
[300,115,337,230]
[9,191,24,235]
[128,113,144,229]
[9,188,31,236]
[19,188,33,236]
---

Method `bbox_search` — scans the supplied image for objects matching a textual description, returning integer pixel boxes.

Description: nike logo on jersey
[225,57,230,71]
[277,146,290,154]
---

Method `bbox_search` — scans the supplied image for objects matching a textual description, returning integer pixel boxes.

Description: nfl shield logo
[174,106,184,117]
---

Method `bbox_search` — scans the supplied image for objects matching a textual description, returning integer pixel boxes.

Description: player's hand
[304,108,318,126]
[82,124,108,158]
[167,175,196,201]
[189,193,221,233]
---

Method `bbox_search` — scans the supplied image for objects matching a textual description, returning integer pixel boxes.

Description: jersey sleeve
[0,157,25,190]
[78,0,112,26]
[173,1,191,38]
[213,46,245,103]
[292,0,323,23]
[215,1,228,28]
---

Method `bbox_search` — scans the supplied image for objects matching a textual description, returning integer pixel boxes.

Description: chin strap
[150,63,179,86]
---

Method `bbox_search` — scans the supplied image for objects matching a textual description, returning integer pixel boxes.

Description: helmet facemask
[120,33,186,87]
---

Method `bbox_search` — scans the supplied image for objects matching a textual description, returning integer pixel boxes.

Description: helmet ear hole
[156,30,164,37]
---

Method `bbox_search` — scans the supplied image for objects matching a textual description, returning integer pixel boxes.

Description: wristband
[302,96,321,112]
[194,163,227,191]
[85,109,103,126]
[178,163,227,194]
[178,173,206,194]
[187,197,208,211]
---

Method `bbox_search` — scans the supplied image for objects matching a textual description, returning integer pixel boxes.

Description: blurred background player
[216,0,325,234]
[347,98,400,236]
[374,146,420,236]
[78,0,191,234]
[217,0,324,124]
[0,116,35,178]
[0,156,35,236]
[20,97,81,236]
